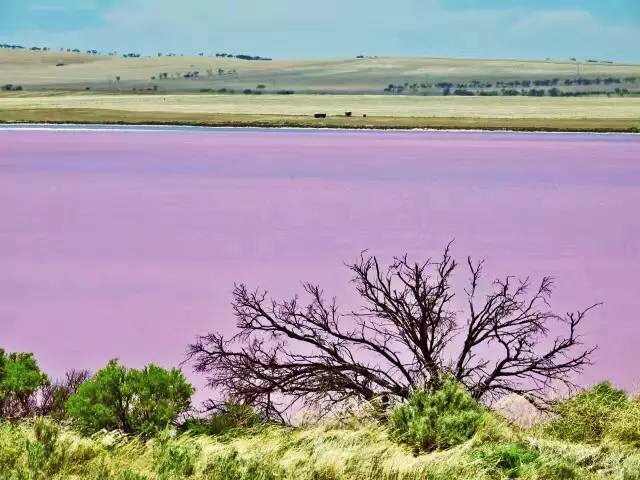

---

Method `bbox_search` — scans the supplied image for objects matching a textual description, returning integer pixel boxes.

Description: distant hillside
[1,49,639,96]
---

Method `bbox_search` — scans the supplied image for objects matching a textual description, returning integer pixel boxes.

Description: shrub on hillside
[26,417,67,475]
[607,399,640,447]
[545,382,628,443]
[67,360,193,437]
[388,376,484,453]
[183,403,263,436]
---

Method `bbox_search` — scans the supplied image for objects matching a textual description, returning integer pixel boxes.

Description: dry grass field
[1,50,639,131]
[2,92,639,119]
[2,49,640,94]
[1,92,639,132]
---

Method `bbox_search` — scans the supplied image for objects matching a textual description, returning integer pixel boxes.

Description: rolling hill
[2,49,639,95]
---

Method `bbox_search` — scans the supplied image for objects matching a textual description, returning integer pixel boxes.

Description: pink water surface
[1,127,639,391]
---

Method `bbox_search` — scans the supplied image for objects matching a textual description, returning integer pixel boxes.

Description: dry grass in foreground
[1,108,639,133]
[4,381,640,479]
[2,411,640,480]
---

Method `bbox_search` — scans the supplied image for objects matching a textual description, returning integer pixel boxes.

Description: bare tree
[187,244,597,419]
[38,369,91,418]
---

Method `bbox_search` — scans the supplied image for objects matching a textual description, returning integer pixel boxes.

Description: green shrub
[24,417,70,476]
[545,382,628,443]
[67,360,194,437]
[388,376,484,452]
[84,458,114,480]
[33,417,60,458]
[184,403,263,437]
[202,449,242,480]
[154,431,201,479]
[0,349,49,418]
[473,442,539,478]
[0,424,24,474]
[607,399,640,446]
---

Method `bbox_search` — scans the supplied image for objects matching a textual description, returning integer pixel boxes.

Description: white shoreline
[0,123,638,137]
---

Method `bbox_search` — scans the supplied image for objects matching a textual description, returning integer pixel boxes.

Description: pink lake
[1,127,639,392]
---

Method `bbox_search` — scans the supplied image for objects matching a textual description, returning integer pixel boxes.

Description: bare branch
[187,245,598,419]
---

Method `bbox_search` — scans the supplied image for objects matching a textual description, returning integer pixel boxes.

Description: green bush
[545,382,628,443]
[33,417,60,458]
[22,417,72,477]
[184,403,263,436]
[606,399,640,446]
[153,431,201,479]
[0,349,49,418]
[473,442,539,478]
[388,376,484,452]
[67,359,194,437]
[0,422,23,472]
[202,449,242,480]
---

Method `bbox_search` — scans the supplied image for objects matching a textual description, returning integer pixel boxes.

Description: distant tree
[67,360,193,436]
[501,89,521,96]
[188,244,597,420]
[0,349,49,419]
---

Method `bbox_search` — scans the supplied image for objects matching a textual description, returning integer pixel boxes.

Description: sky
[1,0,639,61]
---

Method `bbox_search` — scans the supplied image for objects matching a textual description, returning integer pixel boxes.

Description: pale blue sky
[2,0,639,61]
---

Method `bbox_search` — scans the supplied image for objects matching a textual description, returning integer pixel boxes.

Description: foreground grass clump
[2,412,640,480]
